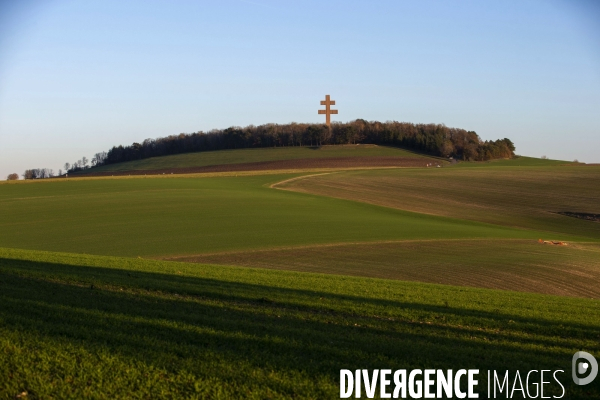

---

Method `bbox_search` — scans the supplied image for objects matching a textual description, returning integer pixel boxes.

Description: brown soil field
[167,239,600,298]
[81,156,434,176]
[278,166,600,240]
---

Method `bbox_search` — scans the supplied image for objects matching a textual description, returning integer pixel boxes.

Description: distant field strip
[279,166,600,240]
[83,156,433,177]
[86,144,440,173]
[168,239,600,298]
[1,248,598,398]
[0,168,372,184]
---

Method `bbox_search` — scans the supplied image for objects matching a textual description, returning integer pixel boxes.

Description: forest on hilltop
[98,120,514,168]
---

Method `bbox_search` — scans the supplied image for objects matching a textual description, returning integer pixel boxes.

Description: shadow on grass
[1,257,598,398]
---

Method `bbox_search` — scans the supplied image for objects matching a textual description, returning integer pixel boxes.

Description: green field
[1,248,598,398]
[86,144,432,173]
[1,152,599,398]
[452,155,572,168]
[0,173,567,258]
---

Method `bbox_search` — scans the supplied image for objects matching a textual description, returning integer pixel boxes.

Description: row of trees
[99,120,515,166]
[20,152,108,180]
[22,168,55,179]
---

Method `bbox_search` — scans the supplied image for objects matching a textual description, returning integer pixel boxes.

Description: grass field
[85,144,435,173]
[452,155,572,168]
[0,173,563,258]
[1,151,599,398]
[1,248,599,399]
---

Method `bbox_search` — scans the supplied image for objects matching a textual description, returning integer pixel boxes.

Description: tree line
[22,168,56,180]
[101,120,514,166]
[16,152,108,180]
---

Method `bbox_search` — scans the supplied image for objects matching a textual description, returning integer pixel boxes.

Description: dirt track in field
[79,157,437,176]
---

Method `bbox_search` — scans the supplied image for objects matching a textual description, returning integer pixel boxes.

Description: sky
[0,0,599,178]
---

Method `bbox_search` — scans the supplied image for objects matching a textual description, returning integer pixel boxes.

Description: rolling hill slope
[2,153,599,398]
[0,174,550,257]
[77,144,445,176]
[2,162,599,297]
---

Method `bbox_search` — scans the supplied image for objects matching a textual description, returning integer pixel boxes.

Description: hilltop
[51,120,516,178]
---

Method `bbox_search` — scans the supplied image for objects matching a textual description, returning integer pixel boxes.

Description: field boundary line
[269,166,412,189]
[159,238,547,260]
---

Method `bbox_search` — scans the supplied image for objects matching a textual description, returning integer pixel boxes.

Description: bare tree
[82,157,89,168]
[6,173,18,180]
[64,162,70,172]
[22,168,54,179]
[91,151,108,166]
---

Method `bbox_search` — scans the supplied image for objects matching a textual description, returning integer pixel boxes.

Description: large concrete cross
[318,95,338,127]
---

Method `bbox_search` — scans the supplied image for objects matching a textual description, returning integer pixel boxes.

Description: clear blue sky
[1,0,599,177]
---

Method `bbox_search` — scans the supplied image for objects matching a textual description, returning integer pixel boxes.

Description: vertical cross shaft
[318,95,338,127]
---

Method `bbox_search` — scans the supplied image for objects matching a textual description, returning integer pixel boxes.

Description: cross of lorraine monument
[318,95,338,127]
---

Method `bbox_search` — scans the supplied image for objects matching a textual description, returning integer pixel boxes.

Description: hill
[75,144,445,176]
[89,120,515,171]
